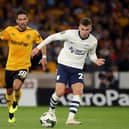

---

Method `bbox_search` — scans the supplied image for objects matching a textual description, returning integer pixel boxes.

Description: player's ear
[16,19,18,24]
[89,26,92,32]
[78,25,81,30]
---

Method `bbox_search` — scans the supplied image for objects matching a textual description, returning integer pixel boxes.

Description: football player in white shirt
[32,17,105,125]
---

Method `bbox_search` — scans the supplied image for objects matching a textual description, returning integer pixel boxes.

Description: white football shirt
[37,29,98,69]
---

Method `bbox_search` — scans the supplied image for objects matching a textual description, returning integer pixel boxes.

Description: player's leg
[5,70,16,123]
[49,83,65,114]
[9,79,23,113]
[10,69,28,113]
[49,64,67,114]
[15,88,22,105]
[9,69,27,123]
[6,88,16,123]
[5,88,13,110]
[66,82,83,125]
[66,68,84,125]
[5,70,14,109]
[8,79,23,123]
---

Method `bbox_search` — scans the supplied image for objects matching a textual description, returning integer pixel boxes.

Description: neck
[17,26,26,32]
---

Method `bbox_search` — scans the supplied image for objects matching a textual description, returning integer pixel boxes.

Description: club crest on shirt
[11,33,15,36]
[26,34,31,39]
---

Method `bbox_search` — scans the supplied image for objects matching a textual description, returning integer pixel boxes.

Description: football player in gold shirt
[0,8,47,123]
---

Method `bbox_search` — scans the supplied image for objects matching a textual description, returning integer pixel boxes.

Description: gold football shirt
[0,26,43,70]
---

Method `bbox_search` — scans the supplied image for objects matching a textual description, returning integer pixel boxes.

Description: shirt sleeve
[33,31,43,44]
[37,30,69,49]
[88,42,98,63]
[0,27,10,40]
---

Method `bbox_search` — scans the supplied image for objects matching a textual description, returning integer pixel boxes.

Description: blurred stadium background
[0,0,129,106]
[0,1,129,129]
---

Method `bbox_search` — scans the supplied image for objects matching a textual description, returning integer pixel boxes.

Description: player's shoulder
[26,26,40,35]
[26,26,38,32]
[66,29,77,33]
[4,26,15,31]
[89,33,97,42]
[61,29,77,35]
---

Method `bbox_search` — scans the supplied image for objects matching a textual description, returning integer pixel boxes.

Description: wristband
[42,55,47,58]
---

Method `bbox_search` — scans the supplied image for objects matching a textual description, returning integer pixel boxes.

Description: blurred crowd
[98,69,119,89]
[0,0,129,73]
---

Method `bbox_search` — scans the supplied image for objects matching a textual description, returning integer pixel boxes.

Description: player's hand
[32,48,40,57]
[95,58,105,66]
[39,58,47,71]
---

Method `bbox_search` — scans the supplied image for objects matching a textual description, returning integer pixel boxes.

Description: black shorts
[5,69,28,89]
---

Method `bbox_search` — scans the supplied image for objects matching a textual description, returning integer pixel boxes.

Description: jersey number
[18,70,27,78]
[78,73,84,79]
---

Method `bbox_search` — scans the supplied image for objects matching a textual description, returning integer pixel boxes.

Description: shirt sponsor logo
[69,46,85,55]
[10,40,28,47]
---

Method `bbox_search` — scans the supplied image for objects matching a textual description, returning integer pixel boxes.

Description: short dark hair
[80,17,92,26]
[16,8,28,18]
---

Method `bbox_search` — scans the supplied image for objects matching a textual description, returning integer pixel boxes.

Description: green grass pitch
[0,106,129,129]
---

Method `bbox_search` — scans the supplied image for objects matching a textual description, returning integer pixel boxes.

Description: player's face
[79,24,92,38]
[16,14,28,31]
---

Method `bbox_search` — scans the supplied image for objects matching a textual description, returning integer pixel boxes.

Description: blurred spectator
[0,0,129,72]
[98,69,119,89]
[98,72,108,89]
[106,69,119,89]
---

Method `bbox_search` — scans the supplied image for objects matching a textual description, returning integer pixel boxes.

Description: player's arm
[88,42,105,66]
[39,46,47,71]
[32,31,68,57]
[0,27,10,41]
[0,29,10,48]
[37,32,67,49]
[34,31,48,71]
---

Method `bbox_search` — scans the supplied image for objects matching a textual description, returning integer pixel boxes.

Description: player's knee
[13,79,23,91]
[72,83,84,95]
[56,89,65,97]
[55,83,65,97]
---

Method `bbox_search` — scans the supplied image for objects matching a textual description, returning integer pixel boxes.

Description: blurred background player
[0,8,47,123]
[32,17,105,125]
